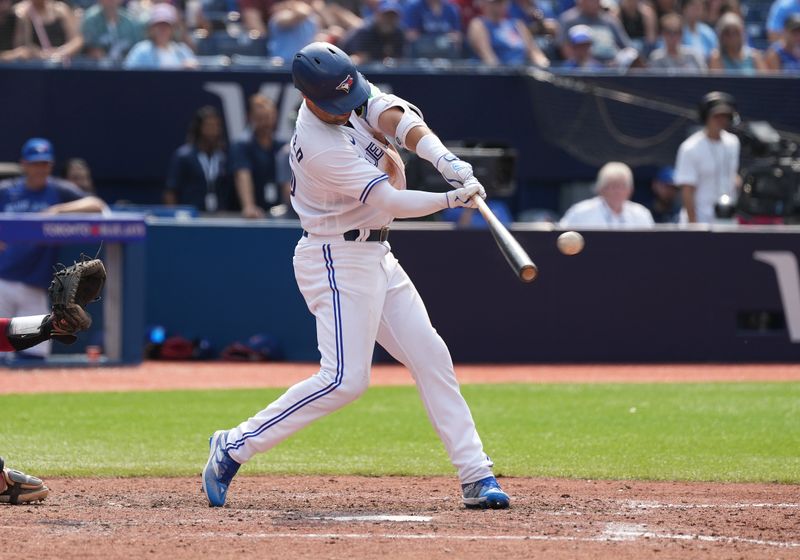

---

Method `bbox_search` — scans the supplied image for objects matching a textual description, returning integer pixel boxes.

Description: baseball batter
[203,42,510,510]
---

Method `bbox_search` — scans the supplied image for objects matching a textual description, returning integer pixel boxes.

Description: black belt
[303,227,390,242]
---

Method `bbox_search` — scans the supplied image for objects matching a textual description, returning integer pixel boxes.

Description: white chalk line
[602,523,800,548]
[623,500,800,510]
[197,529,800,549]
[306,515,432,522]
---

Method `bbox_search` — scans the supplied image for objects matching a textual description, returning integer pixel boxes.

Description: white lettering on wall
[753,251,800,342]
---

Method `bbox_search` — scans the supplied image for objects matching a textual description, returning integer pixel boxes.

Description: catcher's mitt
[48,257,107,335]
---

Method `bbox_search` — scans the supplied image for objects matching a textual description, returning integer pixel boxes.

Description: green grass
[1,383,798,482]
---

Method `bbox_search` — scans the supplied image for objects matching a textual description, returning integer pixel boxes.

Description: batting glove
[446,182,484,209]
[436,153,475,187]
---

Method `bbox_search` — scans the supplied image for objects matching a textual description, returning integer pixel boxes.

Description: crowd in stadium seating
[0,0,797,70]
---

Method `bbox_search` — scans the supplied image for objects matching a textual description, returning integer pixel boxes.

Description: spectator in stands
[165,106,232,213]
[560,162,655,228]
[557,0,636,64]
[452,0,479,31]
[679,0,716,59]
[0,0,29,60]
[403,0,462,58]
[240,0,271,36]
[766,0,800,42]
[648,12,706,70]
[14,0,84,61]
[467,0,549,66]
[230,95,290,219]
[674,91,740,223]
[308,0,363,44]
[766,13,800,70]
[649,165,681,223]
[709,12,767,73]
[267,0,319,61]
[344,0,405,63]
[130,0,196,51]
[63,158,94,194]
[124,3,197,68]
[651,0,678,27]
[703,0,741,29]
[562,24,604,67]
[619,0,657,54]
[81,0,143,61]
[0,138,107,359]
[508,0,558,52]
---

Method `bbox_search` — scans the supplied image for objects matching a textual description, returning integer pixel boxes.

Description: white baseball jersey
[559,196,655,228]
[289,84,411,235]
[223,83,496,486]
[674,129,740,224]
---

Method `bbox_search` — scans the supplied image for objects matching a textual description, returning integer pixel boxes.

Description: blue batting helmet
[292,42,370,115]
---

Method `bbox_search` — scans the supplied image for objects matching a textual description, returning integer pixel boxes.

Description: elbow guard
[393,106,425,149]
[365,93,425,149]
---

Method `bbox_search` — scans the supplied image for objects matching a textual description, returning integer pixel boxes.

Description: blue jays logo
[336,74,354,94]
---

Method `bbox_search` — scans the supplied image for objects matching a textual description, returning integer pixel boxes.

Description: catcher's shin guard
[0,465,49,504]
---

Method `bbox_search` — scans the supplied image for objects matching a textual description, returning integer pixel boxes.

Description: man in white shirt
[560,162,655,228]
[674,91,741,224]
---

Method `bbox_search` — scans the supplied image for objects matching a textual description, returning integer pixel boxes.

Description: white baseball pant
[224,236,495,484]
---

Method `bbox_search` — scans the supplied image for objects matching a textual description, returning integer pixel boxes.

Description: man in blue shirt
[403,0,462,57]
[0,138,107,358]
[230,95,289,218]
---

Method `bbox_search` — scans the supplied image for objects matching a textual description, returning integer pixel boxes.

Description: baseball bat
[472,196,538,283]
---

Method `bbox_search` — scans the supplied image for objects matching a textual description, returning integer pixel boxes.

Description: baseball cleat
[0,465,49,505]
[202,430,240,507]
[461,476,510,510]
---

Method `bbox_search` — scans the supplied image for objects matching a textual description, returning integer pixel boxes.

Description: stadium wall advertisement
[145,222,800,363]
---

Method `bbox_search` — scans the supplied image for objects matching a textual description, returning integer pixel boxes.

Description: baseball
[557,231,584,256]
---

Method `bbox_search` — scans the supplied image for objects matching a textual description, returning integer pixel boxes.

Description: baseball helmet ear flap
[698,91,740,126]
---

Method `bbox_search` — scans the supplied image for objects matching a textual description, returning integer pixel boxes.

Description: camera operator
[674,91,741,224]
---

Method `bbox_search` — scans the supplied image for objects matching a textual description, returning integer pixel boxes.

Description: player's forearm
[365,182,447,218]
[2,314,53,351]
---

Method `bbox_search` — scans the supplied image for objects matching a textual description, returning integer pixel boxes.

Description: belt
[302,227,390,242]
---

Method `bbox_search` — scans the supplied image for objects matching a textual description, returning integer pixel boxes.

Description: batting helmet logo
[336,75,354,94]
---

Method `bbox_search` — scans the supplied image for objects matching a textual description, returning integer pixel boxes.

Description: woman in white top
[123,3,196,69]
[560,162,655,228]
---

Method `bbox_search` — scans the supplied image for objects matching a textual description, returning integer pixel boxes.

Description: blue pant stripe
[225,244,343,452]
[326,244,344,383]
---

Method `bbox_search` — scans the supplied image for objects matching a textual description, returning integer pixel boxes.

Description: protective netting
[525,69,698,168]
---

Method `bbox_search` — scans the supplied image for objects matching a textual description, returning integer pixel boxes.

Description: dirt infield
[1,362,799,394]
[1,476,798,560]
[1,362,798,559]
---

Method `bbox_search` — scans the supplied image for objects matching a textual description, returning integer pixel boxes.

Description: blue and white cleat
[461,476,510,509]
[202,430,240,507]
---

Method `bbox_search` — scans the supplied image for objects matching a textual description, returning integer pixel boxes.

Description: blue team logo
[336,74,354,94]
